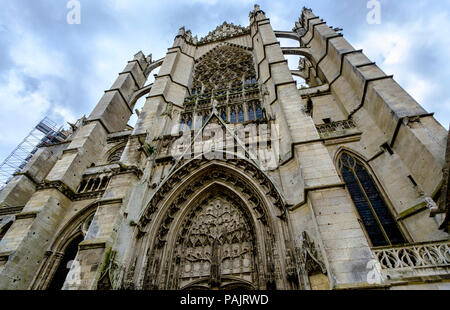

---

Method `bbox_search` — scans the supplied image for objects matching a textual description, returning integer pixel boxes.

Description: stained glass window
[238,108,245,122]
[338,152,406,247]
[256,105,263,120]
[180,118,186,132]
[248,106,255,121]
[231,110,237,124]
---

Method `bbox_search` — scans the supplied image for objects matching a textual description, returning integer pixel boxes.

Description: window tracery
[338,152,406,247]
[180,45,266,129]
[177,197,255,289]
[107,147,125,164]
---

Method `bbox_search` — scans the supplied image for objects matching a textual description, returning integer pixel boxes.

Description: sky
[0,0,449,164]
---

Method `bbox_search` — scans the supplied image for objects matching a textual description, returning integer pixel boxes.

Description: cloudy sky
[0,0,449,164]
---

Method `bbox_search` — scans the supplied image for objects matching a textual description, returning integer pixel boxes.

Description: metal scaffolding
[0,117,67,190]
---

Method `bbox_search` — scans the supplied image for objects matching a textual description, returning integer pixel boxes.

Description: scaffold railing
[0,117,67,191]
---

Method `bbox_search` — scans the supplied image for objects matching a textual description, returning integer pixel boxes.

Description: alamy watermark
[367,0,381,24]
[66,0,81,25]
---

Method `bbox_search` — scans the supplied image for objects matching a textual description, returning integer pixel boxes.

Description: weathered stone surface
[0,5,448,291]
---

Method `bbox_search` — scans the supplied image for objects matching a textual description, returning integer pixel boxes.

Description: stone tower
[0,5,449,290]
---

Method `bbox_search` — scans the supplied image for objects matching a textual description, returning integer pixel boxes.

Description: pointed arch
[105,143,127,165]
[230,110,237,123]
[29,202,98,290]
[334,148,407,247]
[159,184,260,290]
[124,159,291,290]
[47,234,84,291]
[195,42,252,61]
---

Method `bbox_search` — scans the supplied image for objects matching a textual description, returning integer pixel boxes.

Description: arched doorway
[30,205,97,290]
[47,234,84,290]
[143,185,264,290]
[124,159,289,290]
[173,191,256,290]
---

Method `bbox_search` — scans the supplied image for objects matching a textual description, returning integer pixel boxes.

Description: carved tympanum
[179,197,254,289]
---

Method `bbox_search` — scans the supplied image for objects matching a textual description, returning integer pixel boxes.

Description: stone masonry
[0,5,449,290]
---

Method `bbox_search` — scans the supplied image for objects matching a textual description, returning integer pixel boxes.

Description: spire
[250,3,266,19]
[198,22,249,45]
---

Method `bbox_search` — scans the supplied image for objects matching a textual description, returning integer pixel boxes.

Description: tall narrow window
[338,152,405,247]
[186,117,192,129]
[180,118,186,132]
[48,234,84,290]
[256,105,263,120]
[231,110,237,124]
[221,110,227,122]
[248,106,255,121]
[238,108,245,122]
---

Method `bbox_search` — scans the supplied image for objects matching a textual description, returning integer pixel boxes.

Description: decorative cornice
[36,180,77,200]
[35,180,106,202]
[198,22,250,45]
[107,132,131,144]
[15,211,38,220]
[138,159,287,231]
[79,240,107,251]
[0,206,24,216]
[112,165,144,179]
[74,190,105,202]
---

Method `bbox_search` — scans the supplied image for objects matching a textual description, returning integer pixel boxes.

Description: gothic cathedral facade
[0,5,449,290]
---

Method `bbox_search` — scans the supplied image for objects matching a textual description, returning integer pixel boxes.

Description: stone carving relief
[192,44,256,93]
[298,231,327,276]
[284,231,328,289]
[176,197,255,289]
[122,159,289,290]
[198,22,250,45]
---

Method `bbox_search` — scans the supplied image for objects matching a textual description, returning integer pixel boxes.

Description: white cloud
[52,106,77,124]
[0,70,51,144]
[9,31,67,79]
[354,12,450,128]
[0,0,448,164]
